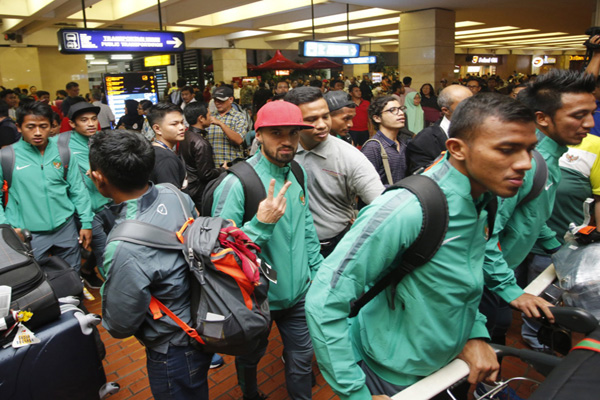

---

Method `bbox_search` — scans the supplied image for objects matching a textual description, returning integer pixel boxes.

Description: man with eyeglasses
[361,96,410,185]
[466,78,483,95]
[206,86,247,166]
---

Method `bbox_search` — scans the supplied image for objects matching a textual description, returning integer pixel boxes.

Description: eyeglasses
[382,106,406,115]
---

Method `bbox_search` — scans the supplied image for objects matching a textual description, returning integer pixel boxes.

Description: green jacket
[0,137,93,232]
[211,152,323,310]
[305,157,492,399]
[483,132,566,302]
[65,131,111,213]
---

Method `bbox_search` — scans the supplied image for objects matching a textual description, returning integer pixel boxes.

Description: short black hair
[284,86,323,106]
[0,101,9,118]
[276,80,289,88]
[36,90,50,98]
[309,79,323,88]
[368,96,397,130]
[518,69,596,118]
[16,101,53,125]
[176,78,187,88]
[180,86,193,94]
[52,112,62,125]
[139,100,153,111]
[348,84,359,92]
[184,102,209,126]
[147,101,182,128]
[449,93,535,141]
[89,130,155,192]
[56,90,68,97]
[330,79,344,88]
[91,91,102,101]
[0,89,15,99]
[402,76,412,86]
[66,82,79,90]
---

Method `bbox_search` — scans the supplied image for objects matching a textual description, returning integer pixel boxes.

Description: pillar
[398,8,455,89]
[212,49,247,84]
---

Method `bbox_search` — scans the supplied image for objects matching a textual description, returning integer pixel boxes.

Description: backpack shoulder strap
[107,220,184,251]
[364,138,393,185]
[57,132,71,181]
[289,160,305,192]
[0,145,15,189]
[157,182,193,220]
[518,149,548,206]
[349,175,449,317]
[228,161,266,224]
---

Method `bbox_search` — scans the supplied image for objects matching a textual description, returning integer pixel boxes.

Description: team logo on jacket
[565,153,579,163]
[53,161,62,169]
[157,204,168,215]
[300,192,305,205]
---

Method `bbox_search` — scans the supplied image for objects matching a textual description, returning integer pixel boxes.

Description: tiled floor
[85,287,559,400]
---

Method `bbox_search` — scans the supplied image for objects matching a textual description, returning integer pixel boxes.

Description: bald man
[406,84,473,173]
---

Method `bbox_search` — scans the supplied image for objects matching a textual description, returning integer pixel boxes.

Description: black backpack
[201,159,305,222]
[348,174,498,317]
[0,133,71,207]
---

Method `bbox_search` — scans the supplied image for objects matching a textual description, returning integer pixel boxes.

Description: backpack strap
[157,182,194,220]
[228,161,266,224]
[57,132,71,181]
[289,160,305,192]
[364,138,394,185]
[0,146,15,207]
[106,219,184,250]
[348,175,449,317]
[518,149,547,206]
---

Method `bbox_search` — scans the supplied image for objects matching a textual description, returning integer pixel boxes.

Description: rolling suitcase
[0,303,119,400]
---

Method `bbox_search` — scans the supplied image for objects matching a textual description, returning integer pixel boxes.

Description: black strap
[349,175,449,318]
[107,219,184,250]
[518,149,547,206]
[289,160,305,193]
[57,132,71,181]
[0,145,15,189]
[228,161,266,224]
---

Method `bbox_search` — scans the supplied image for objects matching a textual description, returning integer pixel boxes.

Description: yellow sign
[570,55,585,61]
[144,55,173,67]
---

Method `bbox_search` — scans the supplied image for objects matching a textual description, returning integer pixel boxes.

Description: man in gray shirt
[285,87,384,257]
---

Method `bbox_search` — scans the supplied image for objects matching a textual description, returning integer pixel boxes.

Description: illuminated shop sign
[467,55,499,64]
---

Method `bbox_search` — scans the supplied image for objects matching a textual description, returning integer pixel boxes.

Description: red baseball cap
[255,101,314,131]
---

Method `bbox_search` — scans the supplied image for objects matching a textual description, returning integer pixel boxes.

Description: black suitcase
[0,304,119,400]
[0,224,60,329]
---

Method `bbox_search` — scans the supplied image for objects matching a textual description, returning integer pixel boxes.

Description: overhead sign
[533,55,556,67]
[104,72,158,122]
[467,55,499,64]
[58,29,185,54]
[144,55,174,67]
[343,56,376,65]
[299,41,360,58]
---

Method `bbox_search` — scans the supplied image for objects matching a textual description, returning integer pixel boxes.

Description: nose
[315,117,327,131]
[583,112,595,130]
[514,150,533,172]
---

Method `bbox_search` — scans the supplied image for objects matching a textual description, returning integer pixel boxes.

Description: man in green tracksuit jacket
[211,101,323,400]
[64,102,114,287]
[0,101,92,270]
[305,94,538,399]
[481,69,597,349]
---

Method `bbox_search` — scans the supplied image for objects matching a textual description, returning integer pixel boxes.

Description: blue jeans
[520,254,552,350]
[236,296,314,400]
[146,344,212,400]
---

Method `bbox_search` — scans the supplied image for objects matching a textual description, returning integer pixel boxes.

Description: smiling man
[305,93,538,399]
[0,101,92,273]
[147,102,187,188]
[286,87,383,257]
[209,100,323,400]
[481,70,597,357]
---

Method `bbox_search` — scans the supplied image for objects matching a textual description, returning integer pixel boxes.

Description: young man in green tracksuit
[305,94,538,399]
[65,102,114,287]
[481,70,596,351]
[210,101,323,400]
[0,101,93,271]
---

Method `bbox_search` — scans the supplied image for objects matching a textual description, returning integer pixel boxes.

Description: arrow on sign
[166,37,183,48]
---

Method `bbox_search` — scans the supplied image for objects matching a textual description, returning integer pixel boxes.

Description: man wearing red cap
[210,101,323,400]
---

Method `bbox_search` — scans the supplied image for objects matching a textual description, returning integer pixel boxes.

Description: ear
[89,170,105,189]
[68,120,76,129]
[152,123,162,135]
[445,137,468,161]
[372,114,382,125]
[441,106,451,118]
[255,129,262,144]
[535,111,550,128]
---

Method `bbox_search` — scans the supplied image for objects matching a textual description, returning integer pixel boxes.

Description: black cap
[68,102,100,120]
[213,86,234,101]
[324,91,355,112]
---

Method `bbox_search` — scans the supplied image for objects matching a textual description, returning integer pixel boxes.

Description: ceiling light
[262,8,398,31]
[456,26,520,36]
[309,17,399,34]
[111,54,132,60]
[264,33,311,41]
[492,35,587,45]
[225,30,270,40]
[180,0,328,26]
[456,29,539,39]
[455,21,485,28]
[85,55,95,60]
[90,60,109,65]
[358,30,399,37]
[461,32,568,42]
[166,26,198,33]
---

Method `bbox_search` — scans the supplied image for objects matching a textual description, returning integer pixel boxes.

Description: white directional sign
[300,41,360,58]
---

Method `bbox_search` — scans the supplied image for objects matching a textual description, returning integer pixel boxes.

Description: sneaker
[474,382,525,400]
[80,270,104,290]
[210,353,224,369]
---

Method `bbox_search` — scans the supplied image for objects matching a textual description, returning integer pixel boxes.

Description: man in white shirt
[91,92,115,130]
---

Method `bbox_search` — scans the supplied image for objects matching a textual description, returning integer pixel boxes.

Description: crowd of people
[1,47,600,400]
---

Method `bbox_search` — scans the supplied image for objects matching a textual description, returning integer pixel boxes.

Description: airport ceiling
[0,0,597,54]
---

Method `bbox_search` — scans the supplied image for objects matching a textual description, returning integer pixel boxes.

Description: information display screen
[58,29,185,54]
[299,41,360,58]
[103,72,158,122]
[343,56,376,65]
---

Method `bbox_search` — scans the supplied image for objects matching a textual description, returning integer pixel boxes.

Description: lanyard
[153,140,172,151]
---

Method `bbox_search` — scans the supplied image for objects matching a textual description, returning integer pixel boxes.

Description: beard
[263,144,296,166]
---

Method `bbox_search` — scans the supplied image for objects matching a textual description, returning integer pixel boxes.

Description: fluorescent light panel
[262,8,398,31]
[456,26,520,36]
[111,54,132,60]
[456,29,539,39]
[460,32,568,42]
[358,29,398,37]
[264,33,310,41]
[308,17,399,34]
[225,30,270,40]
[455,21,485,28]
[180,0,328,26]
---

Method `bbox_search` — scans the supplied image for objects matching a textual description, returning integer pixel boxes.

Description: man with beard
[210,100,323,400]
